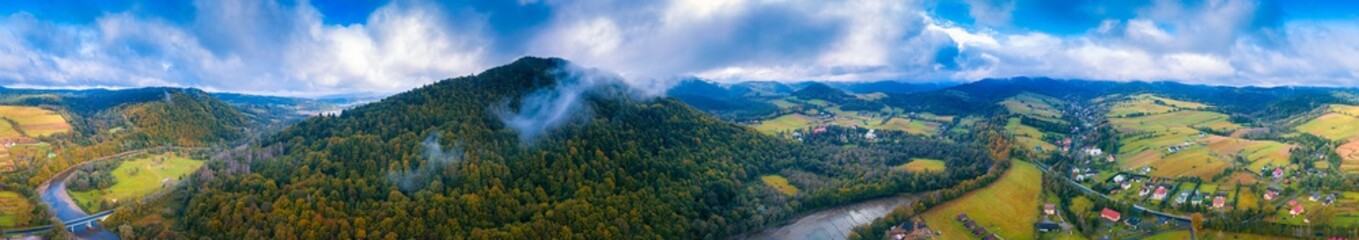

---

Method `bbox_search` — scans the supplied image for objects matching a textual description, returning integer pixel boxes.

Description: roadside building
[1101,208,1121,222]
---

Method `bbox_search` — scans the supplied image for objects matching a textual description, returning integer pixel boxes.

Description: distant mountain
[666,79,780,120]
[792,82,854,103]
[730,81,795,97]
[826,81,956,94]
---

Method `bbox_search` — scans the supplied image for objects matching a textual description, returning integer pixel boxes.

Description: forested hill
[176,57,805,238]
[117,89,249,147]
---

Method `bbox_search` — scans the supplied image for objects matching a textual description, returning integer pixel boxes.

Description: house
[1035,221,1061,232]
[1121,181,1133,190]
[982,234,999,240]
[1324,193,1338,205]
[864,129,877,139]
[1126,217,1142,229]
[1310,192,1321,202]
[1288,199,1298,206]
[1138,186,1151,196]
[1273,167,1285,178]
[1291,204,1305,216]
[1191,195,1204,205]
[1044,204,1057,215]
[1101,208,1122,222]
[964,221,977,228]
[1152,186,1169,200]
[1175,192,1189,204]
[956,214,969,222]
[1106,155,1116,162]
[1084,147,1104,156]
[1113,174,1126,183]
[971,227,988,236]
[1212,196,1227,208]
[1265,188,1281,201]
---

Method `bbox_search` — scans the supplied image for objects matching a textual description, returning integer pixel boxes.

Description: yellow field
[1339,140,1359,173]
[760,175,799,196]
[0,105,72,137]
[922,161,1042,240]
[69,154,204,212]
[893,158,946,173]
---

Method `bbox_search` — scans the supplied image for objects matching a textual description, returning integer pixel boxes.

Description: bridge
[1,210,115,237]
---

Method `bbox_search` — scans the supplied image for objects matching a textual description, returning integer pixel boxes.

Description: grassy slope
[922,161,1042,240]
[1006,118,1057,152]
[752,114,815,134]
[69,154,204,212]
[999,92,1066,124]
[1105,95,1285,179]
[0,191,29,227]
[0,105,72,137]
[893,158,946,173]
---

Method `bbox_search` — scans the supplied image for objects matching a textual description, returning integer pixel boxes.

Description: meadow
[760,175,799,196]
[1006,118,1058,153]
[892,158,946,173]
[922,161,1041,240]
[751,114,816,134]
[0,191,31,227]
[999,92,1066,124]
[69,154,204,212]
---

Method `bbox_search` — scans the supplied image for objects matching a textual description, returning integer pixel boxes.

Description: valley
[0,58,1357,240]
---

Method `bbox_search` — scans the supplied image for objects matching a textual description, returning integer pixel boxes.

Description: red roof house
[1101,208,1122,222]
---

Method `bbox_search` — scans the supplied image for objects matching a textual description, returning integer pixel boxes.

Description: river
[38,167,119,239]
[740,194,919,240]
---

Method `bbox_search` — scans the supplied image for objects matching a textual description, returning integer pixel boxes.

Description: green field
[69,154,204,212]
[893,158,946,173]
[1296,113,1359,141]
[1105,96,1256,179]
[1105,94,1209,117]
[999,92,1066,124]
[922,161,1041,239]
[0,105,73,137]
[751,114,816,134]
[0,191,31,227]
[876,118,939,136]
[1006,118,1057,153]
[855,92,888,101]
[760,175,799,196]
[1145,230,1277,240]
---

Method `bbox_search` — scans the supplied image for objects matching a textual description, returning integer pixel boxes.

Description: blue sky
[0,0,1356,96]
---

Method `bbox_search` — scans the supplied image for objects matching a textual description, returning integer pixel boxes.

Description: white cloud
[0,0,490,96]
[1,0,1357,94]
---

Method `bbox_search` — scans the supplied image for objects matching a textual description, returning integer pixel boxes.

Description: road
[739,194,921,240]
